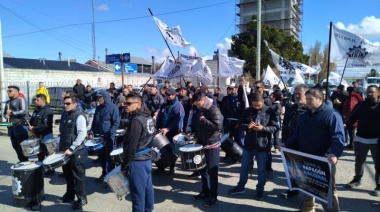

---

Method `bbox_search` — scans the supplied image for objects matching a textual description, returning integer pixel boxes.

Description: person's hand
[28,126,34,132]
[327,154,338,165]
[277,143,285,151]
[161,128,169,136]
[88,134,94,140]
[200,116,205,121]
[154,112,158,117]
[343,124,346,129]
[64,149,72,156]
[252,124,263,131]
[248,121,256,129]
[6,109,11,116]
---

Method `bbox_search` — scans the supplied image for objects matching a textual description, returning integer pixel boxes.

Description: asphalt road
[0,124,379,212]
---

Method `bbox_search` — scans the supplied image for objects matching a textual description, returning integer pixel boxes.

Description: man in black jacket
[192,92,222,207]
[29,94,54,170]
[73,79,86,101]
[228,93,279,200]
[121,93,155,212]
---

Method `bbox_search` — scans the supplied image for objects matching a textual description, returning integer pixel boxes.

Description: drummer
[88,90,120,183]
[4,85,29,162]
[55,95,88,209]
[191,92,222,207]
[28,94,54,173]
[121,93,155,212]
[155,87,184,175]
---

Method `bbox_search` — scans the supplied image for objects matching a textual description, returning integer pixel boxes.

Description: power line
[2,0,234,39]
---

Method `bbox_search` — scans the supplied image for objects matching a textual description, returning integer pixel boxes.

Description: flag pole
[148,8,176,61]
[339,58,349,85]
[325,22,333,103]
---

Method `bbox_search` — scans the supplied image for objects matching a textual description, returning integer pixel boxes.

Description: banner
[153,16,190,49]
[152,57,185,79]
[190,58,213,84]
[263,65,284,90]
[180,54,199,76]
[218,54,245,77]
[281,147,332,206]
[330,25,380,67]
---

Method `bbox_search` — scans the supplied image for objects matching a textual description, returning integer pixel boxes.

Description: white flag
[326,72,349,88]
[330,25,380,67]
[218,54,245,77]
[267,48,304,85]
[263,65,284,90]
[291,62,318,75]
[180,54,199,76]
[311,65,322,75]
[152,57,185,79]
[153,16,190,49]
[201,63,213,85]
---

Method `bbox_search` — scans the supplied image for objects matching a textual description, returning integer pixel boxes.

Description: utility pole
[256,0,262,81]
[91,0,96,60]
[0,21,6,121]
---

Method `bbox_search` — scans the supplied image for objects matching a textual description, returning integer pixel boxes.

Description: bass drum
[151,133,177,169]
[220,133,242,162]
[11,162,44,207]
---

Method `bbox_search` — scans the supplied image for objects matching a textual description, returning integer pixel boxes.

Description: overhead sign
[106,53,131,64]
[125,63,137,73]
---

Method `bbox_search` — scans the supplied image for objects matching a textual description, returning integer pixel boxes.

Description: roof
[3,57,105,72]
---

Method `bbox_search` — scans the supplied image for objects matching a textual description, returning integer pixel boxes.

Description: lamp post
[256,0,262,81]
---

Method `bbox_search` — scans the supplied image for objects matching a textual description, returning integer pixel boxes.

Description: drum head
[20,138,40,146]
[219,133,230,143]
[43,152,66,165]
[85,137,103,147]
[116,129,125,134]
[44,137,60,144]
[110,147,123,156]
[173,134,186,143]
[180,144,203,152]
[11,162,42,171]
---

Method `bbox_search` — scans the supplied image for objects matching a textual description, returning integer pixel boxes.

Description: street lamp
[256,0,262,81]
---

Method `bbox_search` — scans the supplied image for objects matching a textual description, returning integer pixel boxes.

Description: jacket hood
[135,105,152,117]
[97,90,111,103]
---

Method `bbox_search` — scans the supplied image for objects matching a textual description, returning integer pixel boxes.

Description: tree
[231,16,308,80]
[366,68,379,77]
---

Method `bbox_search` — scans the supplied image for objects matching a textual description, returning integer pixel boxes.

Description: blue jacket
[285,103,345,157]
[89,90,120,140]
[156,99,184,133]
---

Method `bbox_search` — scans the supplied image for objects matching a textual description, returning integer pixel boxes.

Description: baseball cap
[165,87,176,95]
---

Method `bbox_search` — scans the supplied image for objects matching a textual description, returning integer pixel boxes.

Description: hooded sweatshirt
[90,90,120,140]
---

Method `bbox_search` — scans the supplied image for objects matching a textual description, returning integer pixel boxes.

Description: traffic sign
[106,53,130,64]
[125,63,137,73]
[114,62,121,73]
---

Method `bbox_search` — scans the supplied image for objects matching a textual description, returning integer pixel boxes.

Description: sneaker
[256,191,264,201]
[166,168,175,175]
[370,186,380,197]
[72,197,87,210]
[193,191,210,201]
[228,187,246,195]
[266,171,274,180]
[345,179,361,189]
[44,169,56,176]
[55,194,75,203]
[279,190,299,199]
[204,196,218,207]
[188,171,201,179]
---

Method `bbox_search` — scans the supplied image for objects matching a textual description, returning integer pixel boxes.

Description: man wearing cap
[144,85,164,117]
[88,90,120,182]
[4,85,29,162]
[155,87,184,175]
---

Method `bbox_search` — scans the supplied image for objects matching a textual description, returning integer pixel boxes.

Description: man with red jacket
[342,86,363,149]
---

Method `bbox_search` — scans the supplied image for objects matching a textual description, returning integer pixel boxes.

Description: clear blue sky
[1,0,380,67]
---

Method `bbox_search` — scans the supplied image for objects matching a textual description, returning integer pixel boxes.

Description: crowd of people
[3,77,380,211]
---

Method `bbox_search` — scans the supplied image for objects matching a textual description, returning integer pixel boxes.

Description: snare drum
[42,152,70,171]
[110,147,124,165]
[84,137,104,151]
[151,133,177,169]
[11,162,44,207]
[104,166,129,200]
[220,133,242,162]
[179,144,206,171]
[43,137,60,155]
[173,133,195,156]
[20,138,41,157]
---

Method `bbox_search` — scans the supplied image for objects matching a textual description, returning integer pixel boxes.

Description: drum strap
[136,147,150,155]
[204,142,220,149]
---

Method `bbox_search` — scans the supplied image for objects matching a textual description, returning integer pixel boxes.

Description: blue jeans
[237,149,268,192]
[128,160,154,212]
[200,148,220,197]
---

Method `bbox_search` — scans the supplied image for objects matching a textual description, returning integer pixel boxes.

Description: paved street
[0,122,379,211]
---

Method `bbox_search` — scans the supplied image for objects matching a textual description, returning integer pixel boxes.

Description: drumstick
[44,151,56,162]
[25,119,37,137]
[7,104,10,123]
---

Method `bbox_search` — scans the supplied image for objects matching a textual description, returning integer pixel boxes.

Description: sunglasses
[254,86,262,89]
[125,102,139,106]
[64,102,73,106]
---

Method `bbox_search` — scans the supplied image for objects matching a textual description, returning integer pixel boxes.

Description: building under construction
[236,0,303,39]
